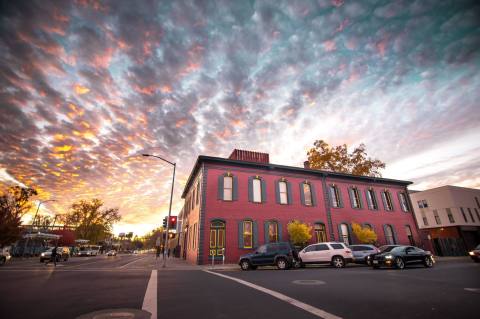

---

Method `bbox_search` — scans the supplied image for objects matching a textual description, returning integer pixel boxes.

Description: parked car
[239,242,298,270]
[349,244,380,264]
[468,244,480,262]
[365,245,400,266]
[372,245,434,269]
[40,247,70,262]
[106,250,117,256]
[1,251,11,265]
[298,242,353,268]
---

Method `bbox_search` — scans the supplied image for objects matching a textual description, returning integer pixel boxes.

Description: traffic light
[162,217,167,228]
[168,216,177,229]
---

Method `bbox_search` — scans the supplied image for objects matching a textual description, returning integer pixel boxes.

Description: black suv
[238,242,298,270]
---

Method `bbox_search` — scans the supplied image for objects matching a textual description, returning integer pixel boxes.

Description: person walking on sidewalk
[46,245,58,266]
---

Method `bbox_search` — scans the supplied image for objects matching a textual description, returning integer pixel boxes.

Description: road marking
[142,270,157,319]
[292,279,325,285]
[118,256,149,269]
[204,270,342,319]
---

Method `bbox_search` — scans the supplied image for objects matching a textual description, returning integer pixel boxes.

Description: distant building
[179,149,422,265]
[410,185,480,256]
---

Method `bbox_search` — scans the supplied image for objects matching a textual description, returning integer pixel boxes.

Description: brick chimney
[228,149,269,164]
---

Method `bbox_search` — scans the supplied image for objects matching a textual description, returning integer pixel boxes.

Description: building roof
[181,155,412,198]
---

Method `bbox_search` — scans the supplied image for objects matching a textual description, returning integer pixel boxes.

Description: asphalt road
[0,255,478,319]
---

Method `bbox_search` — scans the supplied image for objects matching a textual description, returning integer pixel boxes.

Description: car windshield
[379,245,397,253]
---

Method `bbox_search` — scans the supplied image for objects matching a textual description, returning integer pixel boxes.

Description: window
[315,244,330,251]
[192,189,196,208]
[384,225,396,245]
[330,243,346,250]
[209,221,225,257]
[193,223,197,249]
[446,208,455,223]
[243,221,253,249]
[196,180,200,204]
[253,178,261,203]
[468,208,475,222]
[421,211,428,226]
[475,208,480,222]
[314,223,327,243]
[367,189,378,210]
[399,193,409,212]
[304,245,316,253]
[330,185,341,208]
[350,187,361,208]
[405,225,415,246]
[303,183,312,206]
[223,176,233,201]
[339,224,350,245]
[256,245,267,254]
[279,181,288,204]
[268,222,278,243]
[382,191,394,211]
[461,207,468,223]
[433,209,441,225]
[418,200,428,208]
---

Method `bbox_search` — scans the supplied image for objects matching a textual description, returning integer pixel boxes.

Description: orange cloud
[175,119,188,128]
[323,40,336,52]
[74,84,90,95]
[54,145,73,152]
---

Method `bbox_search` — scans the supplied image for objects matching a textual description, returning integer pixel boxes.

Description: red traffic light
[168,216,177,229]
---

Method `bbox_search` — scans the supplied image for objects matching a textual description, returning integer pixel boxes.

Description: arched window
[303,183,312,206]
[209,220,225,256]
[243,220,253,249]
[340,223,350,245]
[384,225,395,245]
[223,176,233,201]
[279,181,288,204]
[405,225,415,246]
[266,221,278,243]
[314,223,327,243]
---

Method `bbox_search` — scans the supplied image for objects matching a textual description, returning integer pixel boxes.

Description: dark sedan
[468,244,480,262]
[365,245,400,266]
[372,245,434,269]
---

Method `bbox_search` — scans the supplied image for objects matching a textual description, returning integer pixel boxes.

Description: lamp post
[23,199,56,257]
[142,153,176,268]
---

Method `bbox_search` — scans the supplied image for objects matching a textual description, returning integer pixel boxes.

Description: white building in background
[410,185,480,256]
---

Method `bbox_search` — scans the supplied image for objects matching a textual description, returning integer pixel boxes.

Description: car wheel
[331,256,345,268]
[276,258,288,270]
[240,259,251,271]
[395,257,405,269]
[0,257,5,265]
[424,256,433,268]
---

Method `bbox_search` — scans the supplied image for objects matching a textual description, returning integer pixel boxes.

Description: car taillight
[346,250,352,254]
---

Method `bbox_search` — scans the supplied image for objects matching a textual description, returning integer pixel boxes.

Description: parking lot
[0,255,478,319]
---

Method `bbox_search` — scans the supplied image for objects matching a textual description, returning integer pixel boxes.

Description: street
[0,255,479,319]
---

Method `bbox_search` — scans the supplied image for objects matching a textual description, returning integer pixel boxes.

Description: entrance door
[209,221,225,257]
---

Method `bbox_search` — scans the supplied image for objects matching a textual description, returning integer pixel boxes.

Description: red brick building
[179,150,421,265]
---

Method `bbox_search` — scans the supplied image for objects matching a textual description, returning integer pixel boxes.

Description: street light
[142,153,176,268]
[23,199,57,257]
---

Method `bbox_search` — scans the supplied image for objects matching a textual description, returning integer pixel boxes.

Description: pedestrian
[46,245,58,266]
[167,248,171,258]
[156,247,160,259]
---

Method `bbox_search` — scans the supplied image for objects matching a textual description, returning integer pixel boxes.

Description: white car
[0,251,11,265]
[106,250,117,256]
[298,242,354,268]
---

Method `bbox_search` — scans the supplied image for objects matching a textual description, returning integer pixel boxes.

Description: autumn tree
[65,198,121,244]
[306,140,386,177]
[351,222,377,244]
[287,220,312,247]
[0,186,38,247]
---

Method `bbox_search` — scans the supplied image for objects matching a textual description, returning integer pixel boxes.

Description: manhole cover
[76,308,151,319]
[292,279,326,285]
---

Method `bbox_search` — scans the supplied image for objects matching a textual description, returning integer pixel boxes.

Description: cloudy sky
[1,0,479,236]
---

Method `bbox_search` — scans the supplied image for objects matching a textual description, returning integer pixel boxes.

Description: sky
[0,0,479,236]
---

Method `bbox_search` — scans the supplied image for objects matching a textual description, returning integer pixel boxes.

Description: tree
[351,222,377,244]
[306,140,386,177]
[287,220,312,247]
[143,227,164,249]
[65,198,121,244]
[0,186,38,247]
